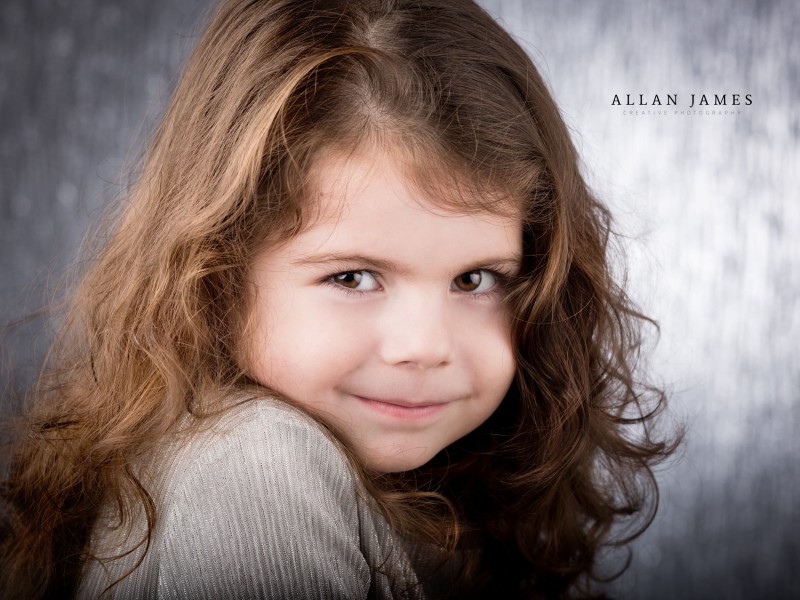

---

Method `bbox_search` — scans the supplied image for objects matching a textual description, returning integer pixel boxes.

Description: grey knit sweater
[78,398,427,599]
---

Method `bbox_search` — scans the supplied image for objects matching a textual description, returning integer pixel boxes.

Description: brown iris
[333,272,362,288]
[453,270,482,292]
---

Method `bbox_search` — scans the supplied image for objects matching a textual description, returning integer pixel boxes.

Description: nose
[378,292,454,369]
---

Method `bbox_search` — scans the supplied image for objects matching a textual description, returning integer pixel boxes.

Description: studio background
[1,1,797,598]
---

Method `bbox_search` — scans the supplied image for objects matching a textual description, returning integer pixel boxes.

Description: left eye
[450,270,497,293]
[330,270,380,291]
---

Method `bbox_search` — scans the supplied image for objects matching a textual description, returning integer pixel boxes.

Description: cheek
[241,291,301,390]
[461,305,517,393]
[468,328,515,434]
[498,326,518,384]
[243,293,373,395]
[483,338,516,411]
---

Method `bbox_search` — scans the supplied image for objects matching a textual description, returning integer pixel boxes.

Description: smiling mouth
[353,395,448,419]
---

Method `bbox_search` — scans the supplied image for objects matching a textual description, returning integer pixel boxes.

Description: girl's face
[242,146,521,472]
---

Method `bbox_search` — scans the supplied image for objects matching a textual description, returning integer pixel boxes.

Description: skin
[242,146,521,472]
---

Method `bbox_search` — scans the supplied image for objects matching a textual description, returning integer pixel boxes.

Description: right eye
[329,270,380,292]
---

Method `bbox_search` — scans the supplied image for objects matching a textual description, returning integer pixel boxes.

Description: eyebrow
[293,252,522,274]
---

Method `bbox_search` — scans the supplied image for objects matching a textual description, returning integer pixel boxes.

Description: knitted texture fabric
[78,398,425,599]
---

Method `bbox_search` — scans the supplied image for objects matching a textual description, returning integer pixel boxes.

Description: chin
[362,446,439,474]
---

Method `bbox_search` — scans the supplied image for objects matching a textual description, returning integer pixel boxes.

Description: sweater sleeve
[152,401,371,599]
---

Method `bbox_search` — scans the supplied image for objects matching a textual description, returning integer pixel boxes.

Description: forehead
[306,144,521,227]
[283,146,522,267]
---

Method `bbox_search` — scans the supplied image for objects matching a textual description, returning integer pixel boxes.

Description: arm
[153,402,371,599]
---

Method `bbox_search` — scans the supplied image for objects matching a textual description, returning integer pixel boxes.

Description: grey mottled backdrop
[1,1,798,598]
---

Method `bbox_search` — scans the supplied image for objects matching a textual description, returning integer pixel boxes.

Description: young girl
[1,0,678,598]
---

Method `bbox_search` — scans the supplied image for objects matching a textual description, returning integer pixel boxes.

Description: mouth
[352,395,449,419]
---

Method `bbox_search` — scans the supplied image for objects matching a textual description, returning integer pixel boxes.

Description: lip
[352,395,448,419]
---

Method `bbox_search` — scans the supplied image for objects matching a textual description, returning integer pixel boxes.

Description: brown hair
[1,1,678,598]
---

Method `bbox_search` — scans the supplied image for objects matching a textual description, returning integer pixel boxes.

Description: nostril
[378,295,455,368]
[379,330,453,369]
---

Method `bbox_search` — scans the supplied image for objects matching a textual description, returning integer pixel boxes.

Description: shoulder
[188,394,339,449]
[162,396,358,521]
[161,394,359,520]
[81,395,425,599]
[175,396,350,480]
[151,396,372,598]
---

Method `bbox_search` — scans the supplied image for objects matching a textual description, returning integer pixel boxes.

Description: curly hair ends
[1,1,680,598]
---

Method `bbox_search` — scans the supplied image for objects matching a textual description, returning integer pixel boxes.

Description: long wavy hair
[1,0,679,598]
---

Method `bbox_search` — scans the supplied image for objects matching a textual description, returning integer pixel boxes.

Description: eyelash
[322,268,511,299]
